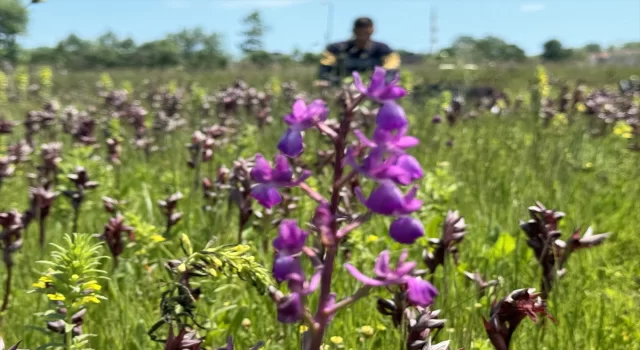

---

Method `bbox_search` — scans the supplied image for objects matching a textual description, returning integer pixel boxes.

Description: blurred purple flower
[272,254,304,283]
[354,127,419,153]
[277,99,329,157]
[355,181,422,216]
[273,219,308,255]
[250,154,310,208]
[347,148,423,186]
[389,216,424,244]
[406,277,438,307]
[353,67,407,102]
[376,102,408,131]
[276,292,304,323]
[344,250,416,286]
[432,115,442,124]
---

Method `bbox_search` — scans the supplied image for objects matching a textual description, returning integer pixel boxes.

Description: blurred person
[316,17,401,86]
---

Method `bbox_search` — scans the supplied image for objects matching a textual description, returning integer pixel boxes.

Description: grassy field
[0,63,639,350]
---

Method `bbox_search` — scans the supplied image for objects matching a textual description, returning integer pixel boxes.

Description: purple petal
[250,153,272,183]
[250,184,282,209]
[395,136,420,149]
[291,170,312,186]
[393,155,424,184]
[369,67,387,95]
[406,277,438,307]
[352,71,367,95]
[303,270,322,295]
[378,85,408,101]
[277,293,304,323]
[344,263,386,286]
[376,102,408,131]
[307,100,329,123]
[354,130,377,148]
[374,250,391,277]
[365,181,405,216]
[389,217,425,244]
[292,99,307,119]
[272,154,293,183]
[272,254,303,283]
[273,219,308,254]
[277,128,304,158]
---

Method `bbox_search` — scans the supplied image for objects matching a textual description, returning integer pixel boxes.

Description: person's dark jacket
[318,39,401,83]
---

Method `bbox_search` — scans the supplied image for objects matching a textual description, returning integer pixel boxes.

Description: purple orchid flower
[250,154,311,208]
[406,277,438,307]
[273,219,308,255]
[276,292,304,323]
[272,254,304,283]
[376,102,408,131]
[277,99,329,157]
[389,216,425,244]
[353,67,407,102]
[354,127,419,153]
[347,147,423,186]
[344,250,416,286]
[355,181,422,216]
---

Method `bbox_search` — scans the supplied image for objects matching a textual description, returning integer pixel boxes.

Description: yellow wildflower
[150,234,166,243]
[359,325,374,337]
[241,318,251,328]
[576,102,587,113]
[81,295,101,304]
[82,280,102,291]
[376,324,387,331]
[613,121,633,139]
[365,235,378,243]
[47,293,65,301]
[32,281,47,289]
[40,276,53,283]
[299,325,309,334]
[330,336,343,345]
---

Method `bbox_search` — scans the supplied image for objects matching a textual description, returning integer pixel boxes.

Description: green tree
[542,39,572,61]
[239,11,268,56]
[0,0,28,62]
[584,43,602,53]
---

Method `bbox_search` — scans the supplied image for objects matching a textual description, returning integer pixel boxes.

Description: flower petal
[353,71,367,94]
[407,277,438,307]
[344,263,386,286]
[376,102,408,131]
[250,153,272,183]
[389,217,425,244]
[277,128,304,158]
[250,184,282,209]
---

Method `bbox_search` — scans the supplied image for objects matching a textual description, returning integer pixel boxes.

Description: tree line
[1,0,638,70]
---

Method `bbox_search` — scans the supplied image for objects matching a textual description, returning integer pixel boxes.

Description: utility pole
[323,0,334,46]
[429,5,438,55]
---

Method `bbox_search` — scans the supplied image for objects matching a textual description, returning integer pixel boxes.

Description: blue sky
[20,0,640,57]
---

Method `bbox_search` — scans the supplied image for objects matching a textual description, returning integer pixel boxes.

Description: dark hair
[353,17,373,29]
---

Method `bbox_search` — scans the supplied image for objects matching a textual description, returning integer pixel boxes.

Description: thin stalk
[1,265,12,312]
[308,95,362,350]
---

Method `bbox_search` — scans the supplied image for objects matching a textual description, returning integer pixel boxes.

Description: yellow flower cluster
[613,121,633,139]
[536,65,550,100]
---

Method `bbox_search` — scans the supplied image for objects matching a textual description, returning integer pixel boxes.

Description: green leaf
[488,232,516,260]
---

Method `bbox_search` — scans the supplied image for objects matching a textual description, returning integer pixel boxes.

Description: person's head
[353,17,374,44]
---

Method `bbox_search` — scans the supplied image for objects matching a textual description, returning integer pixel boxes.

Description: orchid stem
[1,265,12,312]
[308,95,362,350]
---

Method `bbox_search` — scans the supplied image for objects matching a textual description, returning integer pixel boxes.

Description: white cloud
[218,0,310,9]
[166,0,192,9]
[520,3,545,12]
